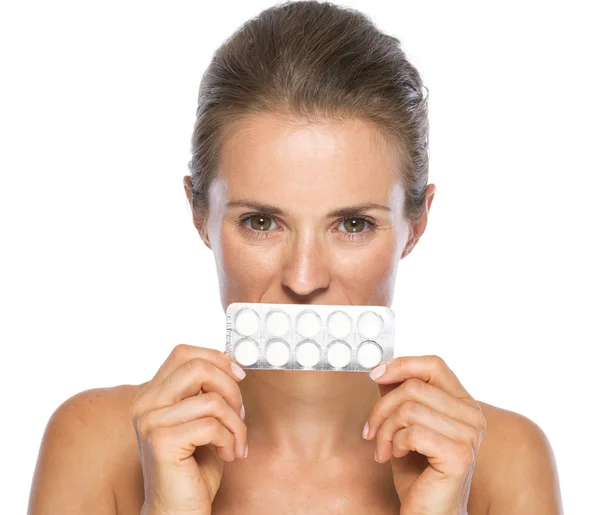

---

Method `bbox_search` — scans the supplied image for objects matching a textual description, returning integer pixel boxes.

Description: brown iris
[343,217,366,233]
[247,215,367,233]
[249,215,271,231]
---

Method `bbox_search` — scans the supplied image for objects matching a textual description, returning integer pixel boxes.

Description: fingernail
[244,443,248,458]
[369,363,386,380]
[240,403,245,421]
[231,362,246,380]
[374,449,379,462]
[362,422,369,439]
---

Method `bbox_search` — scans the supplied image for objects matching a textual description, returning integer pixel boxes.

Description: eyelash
[236,213,378,242]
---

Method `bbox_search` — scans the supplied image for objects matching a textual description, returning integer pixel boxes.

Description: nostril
[281,284,330,304]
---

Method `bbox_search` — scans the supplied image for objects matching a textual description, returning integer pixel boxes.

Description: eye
[339,217,368,233]
[335,216,378,242]
[240,214,279,235]
[237,213,378,242]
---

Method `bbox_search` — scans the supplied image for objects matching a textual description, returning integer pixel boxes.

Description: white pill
[327,311,352,339]
[234,308,260,336]
[327,341,352,368]
[296,311,321,338]
[357,342,383,369]
[265,340,291,367]
[295,341,321,367]
[266,311,290,337]
[358,311,383,339]
[234,339,259,366]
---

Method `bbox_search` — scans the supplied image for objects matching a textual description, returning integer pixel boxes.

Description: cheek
[218,229,281,289]
[335,235,398,278]
[330,235,399,302]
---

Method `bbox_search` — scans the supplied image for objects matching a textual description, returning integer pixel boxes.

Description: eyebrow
[225,200,391,218]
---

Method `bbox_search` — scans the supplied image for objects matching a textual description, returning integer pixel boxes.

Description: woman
[28,2,563,514]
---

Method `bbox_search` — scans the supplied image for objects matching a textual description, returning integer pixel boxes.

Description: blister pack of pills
[225,302,395,372]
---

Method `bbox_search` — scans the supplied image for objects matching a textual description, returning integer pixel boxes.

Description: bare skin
[184,111,431,481]
[28,111,563,514]
[178,111,486,512]
[109,383,498,515]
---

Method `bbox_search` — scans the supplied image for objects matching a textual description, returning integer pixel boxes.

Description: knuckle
[369,399,384,419]
[402,378,423,395]
[130,397,148,425]
[392,433,406,457]
[472,413,486,434]
[172,343,191,362]
[136,414,152,439]
[397,400,419,422]
[460,444,475,467]
[212,348,232,366]
[475,407,487,432]
[221,426,235,451]
[467,427,481,449]
[405,425,419,447]
[228,430,236,447]
[201,391,223,411]
[187,357,210,374]
[147,426,168,454]
[204,416,219,433]
[430,354,447,371]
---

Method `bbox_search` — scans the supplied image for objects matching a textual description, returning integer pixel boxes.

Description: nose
[281,231,331,300]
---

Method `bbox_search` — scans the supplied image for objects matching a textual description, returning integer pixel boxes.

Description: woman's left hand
[364,355,486,515]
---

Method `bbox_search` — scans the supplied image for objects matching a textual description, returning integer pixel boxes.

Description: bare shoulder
[53,383,145,449]
[475,400,563,515]
[476,399,555,468]
[74,382,148,462]
[28,383,145,515]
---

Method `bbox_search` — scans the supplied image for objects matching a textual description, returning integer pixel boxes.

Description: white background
[2,1,598,512]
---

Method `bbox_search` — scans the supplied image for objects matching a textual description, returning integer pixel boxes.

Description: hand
[363,355,486,515]
[130,344,248,515]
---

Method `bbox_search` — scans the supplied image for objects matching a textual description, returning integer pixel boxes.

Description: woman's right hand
[130,344,248,515]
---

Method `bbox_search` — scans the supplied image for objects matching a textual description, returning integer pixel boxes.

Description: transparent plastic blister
[225,302,395,372]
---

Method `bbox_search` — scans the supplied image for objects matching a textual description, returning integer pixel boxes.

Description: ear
[400,184,436,259]
[183,175,212,250]
[195,218,212,250]
[400,224,420,259]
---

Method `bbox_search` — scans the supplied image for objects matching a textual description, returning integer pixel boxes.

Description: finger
[370,355,476,406]
[148,416,237,464]
[385,424,476,477]
[374,400,480,464]
[139,391,248,459]
[147,344,243,391]
[365,378,484,440]
[138,357,244,418]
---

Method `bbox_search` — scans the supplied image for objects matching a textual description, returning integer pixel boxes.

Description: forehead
[215,112,402,207]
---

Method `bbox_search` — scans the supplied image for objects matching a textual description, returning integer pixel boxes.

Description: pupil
[251,216,269,231]
[344,217,364,233]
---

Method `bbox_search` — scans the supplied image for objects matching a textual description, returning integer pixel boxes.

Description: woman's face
[184,112,433,310]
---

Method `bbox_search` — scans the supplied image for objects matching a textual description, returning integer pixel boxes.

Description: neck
[240,368,381,462]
